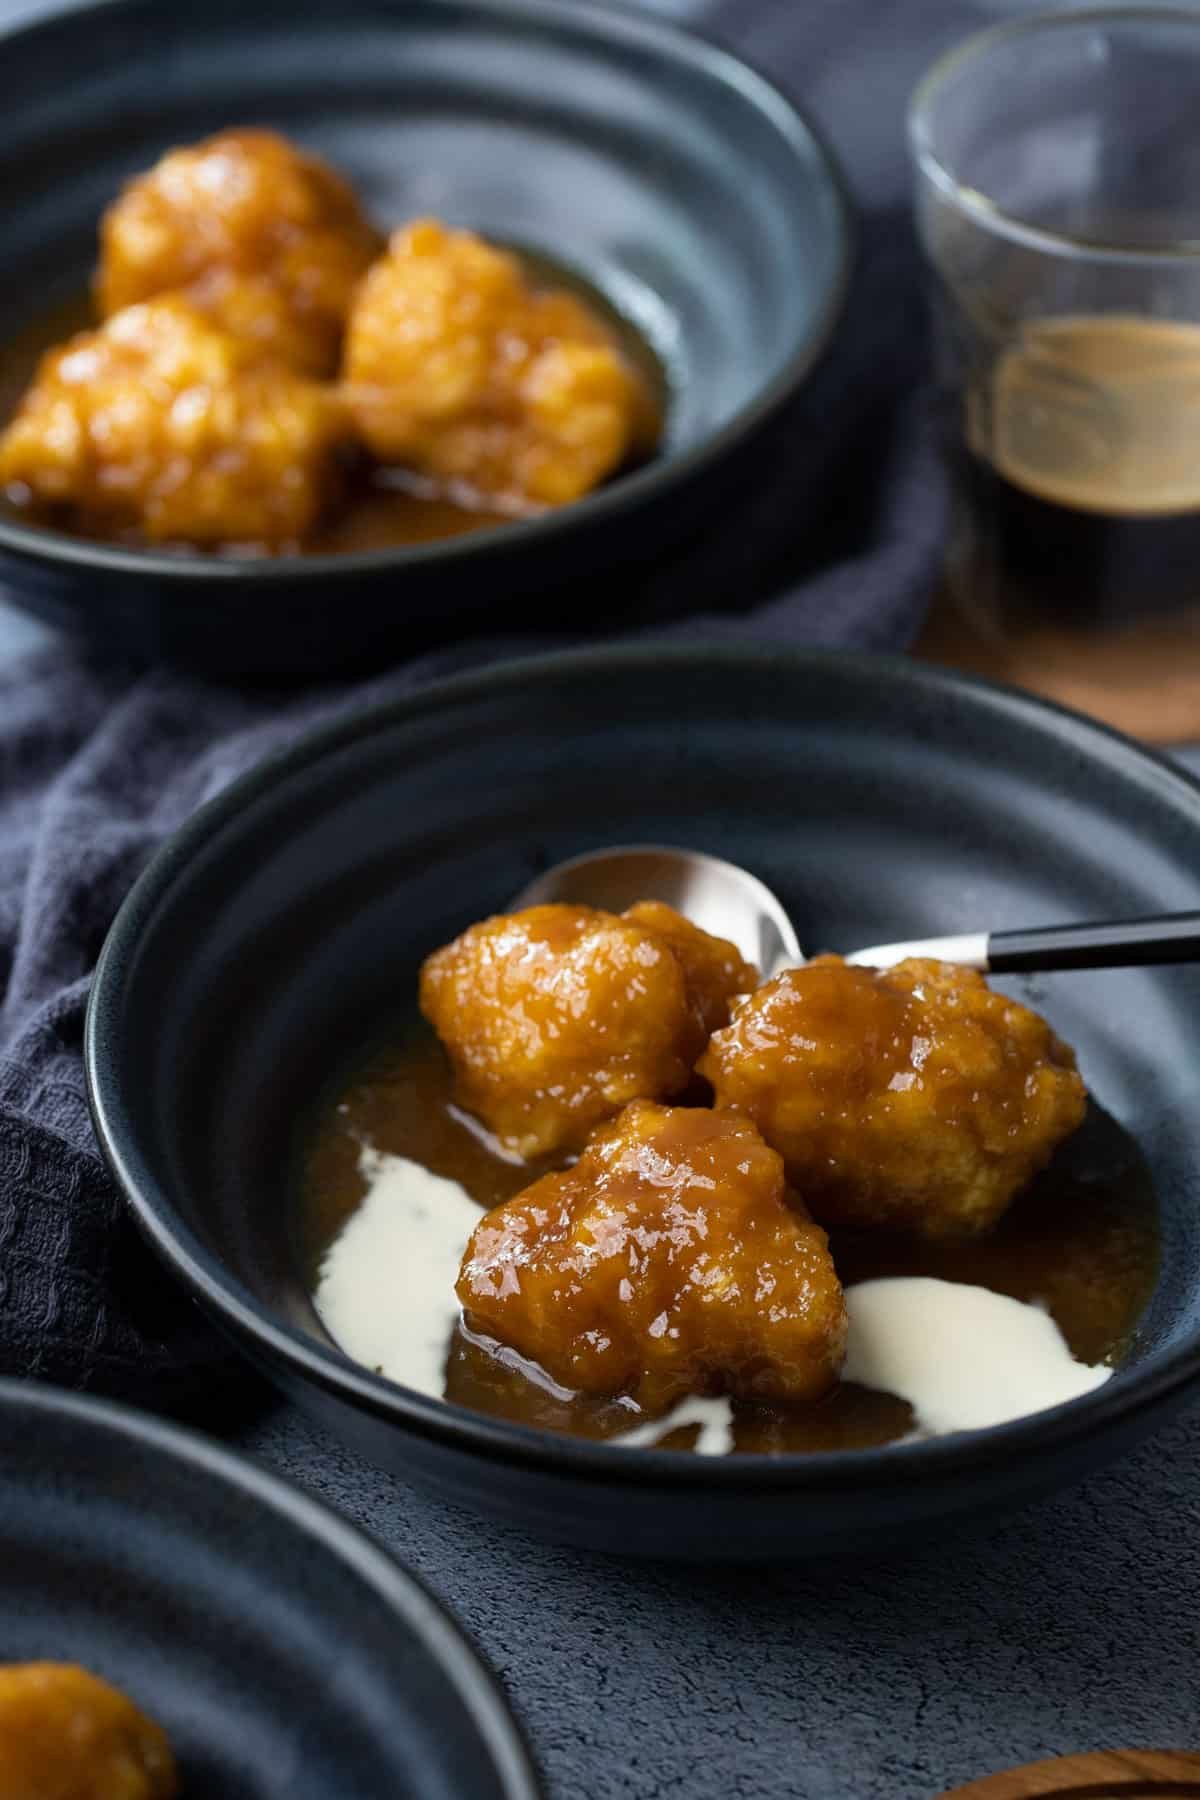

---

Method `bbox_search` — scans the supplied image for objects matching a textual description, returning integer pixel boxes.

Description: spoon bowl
[513,843,801,972]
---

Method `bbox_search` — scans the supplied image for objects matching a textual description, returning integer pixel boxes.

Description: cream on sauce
[315,1146,479,1398]
[613,1395,736,1455]
[314,1150,1114,1445]
[843,1276,1112,1436]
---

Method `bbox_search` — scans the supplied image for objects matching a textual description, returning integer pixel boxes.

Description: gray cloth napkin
[0,8,950,1407]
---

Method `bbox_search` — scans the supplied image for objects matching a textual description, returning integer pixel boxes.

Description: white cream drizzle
[843,1276,1112,1436]
[611,1394,736,1456]
[314,1146,478,1399]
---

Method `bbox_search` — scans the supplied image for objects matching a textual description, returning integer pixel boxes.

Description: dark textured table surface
[3,1,1199,1795]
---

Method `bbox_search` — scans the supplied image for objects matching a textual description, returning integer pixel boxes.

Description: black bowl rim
[0,1375,542,1798]
[0,0,853,589]
[86,643,1200,1493]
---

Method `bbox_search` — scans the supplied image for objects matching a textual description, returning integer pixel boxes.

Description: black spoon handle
[989,911,1200,973]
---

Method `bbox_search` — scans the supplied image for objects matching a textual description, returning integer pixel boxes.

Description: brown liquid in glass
[299,1022,1159,1457]
[956,314,1200,630]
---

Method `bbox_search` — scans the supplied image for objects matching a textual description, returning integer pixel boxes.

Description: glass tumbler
[910,9,1200,655]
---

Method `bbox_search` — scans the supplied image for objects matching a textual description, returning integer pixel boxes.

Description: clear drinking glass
[910,9,1200,657]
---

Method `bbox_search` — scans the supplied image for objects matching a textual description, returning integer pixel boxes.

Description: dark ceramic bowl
[0,0,849,678]
[86,647,1200,1559]
[0,1378,540,1797]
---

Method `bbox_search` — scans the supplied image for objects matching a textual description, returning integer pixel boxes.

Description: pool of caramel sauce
[300,1023,1159,1457]
[0,278,663,556]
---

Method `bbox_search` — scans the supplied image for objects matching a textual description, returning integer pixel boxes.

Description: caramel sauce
[299,1022,1159,1456]
[309,470,512,552]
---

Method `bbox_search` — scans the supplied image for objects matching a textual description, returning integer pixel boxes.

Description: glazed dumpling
[0,296,350,547]
[457,1101,847,1413]
[419,902,756,1160]
[700,956,1087,1239]
[96,128,380,375]
[344,219,655,507]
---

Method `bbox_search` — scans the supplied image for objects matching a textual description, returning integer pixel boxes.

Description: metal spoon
[512,843,1200,976]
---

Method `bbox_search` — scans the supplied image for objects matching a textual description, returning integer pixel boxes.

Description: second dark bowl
[0,1379,540,1797]
[86,648,1200,1558]
[0,0,850,677]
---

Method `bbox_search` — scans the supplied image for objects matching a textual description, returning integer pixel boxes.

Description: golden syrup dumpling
[419,904,699,1160]
[343,219,656,507]
[700,955,1088,1239]
[457,1100,847,1412]
[0,296,350,547]
[419,901,759,1160]
[0,1662,178,1799]
[95,128,381,375]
